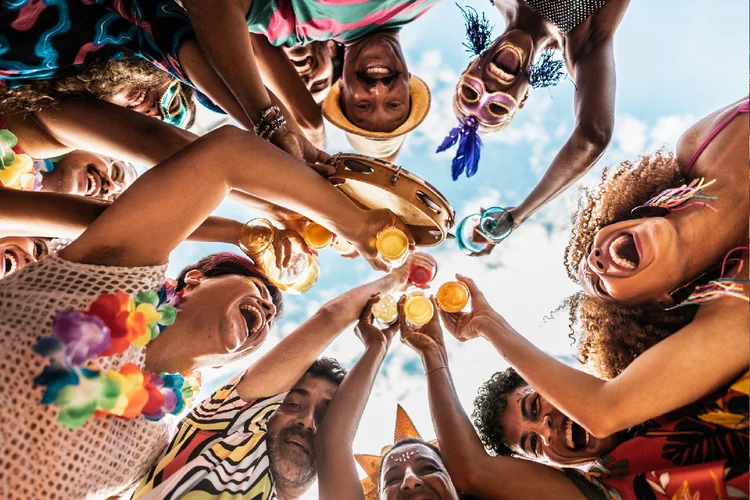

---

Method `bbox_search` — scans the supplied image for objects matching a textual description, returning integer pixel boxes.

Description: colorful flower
[142,375,178,421]
[51,309,111,365]
[102,363,150,419]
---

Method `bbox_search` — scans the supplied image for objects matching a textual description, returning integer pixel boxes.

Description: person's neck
[669,188,749,286]
[275,481,309,500]
[494,0,562,53]
[143,311,201,376]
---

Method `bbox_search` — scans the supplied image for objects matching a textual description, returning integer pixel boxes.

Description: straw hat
[323,75,431,158]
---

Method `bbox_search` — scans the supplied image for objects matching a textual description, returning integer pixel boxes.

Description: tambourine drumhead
[328,154,455,247]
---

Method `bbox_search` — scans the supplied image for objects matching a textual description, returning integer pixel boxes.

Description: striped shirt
[133,375,287,499]
[246,0,440,47]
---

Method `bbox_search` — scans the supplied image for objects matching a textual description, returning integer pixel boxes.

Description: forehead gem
[391,449,419,463]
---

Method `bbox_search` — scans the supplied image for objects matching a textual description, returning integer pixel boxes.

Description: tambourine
[328,153,455,246]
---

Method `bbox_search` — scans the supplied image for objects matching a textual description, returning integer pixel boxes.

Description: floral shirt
[564,372,749,500]
[134,375,287,499]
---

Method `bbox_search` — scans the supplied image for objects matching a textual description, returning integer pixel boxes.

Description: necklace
[33,279,201,430]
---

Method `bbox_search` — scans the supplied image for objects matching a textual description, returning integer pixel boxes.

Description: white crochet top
[0,255,175,499]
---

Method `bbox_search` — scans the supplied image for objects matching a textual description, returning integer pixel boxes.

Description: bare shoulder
[676,97,749,170]
[2,111,70,159]
[566,0,630,60]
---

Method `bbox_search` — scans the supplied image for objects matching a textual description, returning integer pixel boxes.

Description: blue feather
[436,125,462,153]
[437,118,483,181]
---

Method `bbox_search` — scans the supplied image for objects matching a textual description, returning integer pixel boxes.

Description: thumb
[455,274,487,304]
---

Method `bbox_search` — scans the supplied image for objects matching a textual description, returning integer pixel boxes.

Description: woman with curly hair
[562,97,748,377]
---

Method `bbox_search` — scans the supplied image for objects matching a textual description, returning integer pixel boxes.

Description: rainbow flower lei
[33,280,201,430]
[0,129,41,191]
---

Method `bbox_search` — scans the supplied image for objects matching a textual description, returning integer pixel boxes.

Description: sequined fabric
[523,0,610,35]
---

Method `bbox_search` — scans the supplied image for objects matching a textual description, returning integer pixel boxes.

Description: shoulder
[566,0,630,61]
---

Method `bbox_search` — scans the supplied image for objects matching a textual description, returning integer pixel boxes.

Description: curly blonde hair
[0,57,194,120]
[561,151,698,379]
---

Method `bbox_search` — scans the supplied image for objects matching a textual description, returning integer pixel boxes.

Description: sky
[168,1,749,496]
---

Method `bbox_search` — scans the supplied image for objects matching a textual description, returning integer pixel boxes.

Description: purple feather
[436,125,462,153]
[437,117,483,180]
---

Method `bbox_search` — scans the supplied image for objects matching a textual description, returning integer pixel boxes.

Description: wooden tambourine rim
[328,153,456,247]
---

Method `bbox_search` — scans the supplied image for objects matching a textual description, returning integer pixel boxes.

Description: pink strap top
[684,98,749,174]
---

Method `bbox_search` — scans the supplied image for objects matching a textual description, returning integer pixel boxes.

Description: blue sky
[168,1,748,494]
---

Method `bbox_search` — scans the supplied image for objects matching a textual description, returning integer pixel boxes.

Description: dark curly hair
[0,57,195,127]
[561,293,697,379]
[560,151,698,378]
[305,357,347,386]
[472,367,528,456]
[176,252,283,326]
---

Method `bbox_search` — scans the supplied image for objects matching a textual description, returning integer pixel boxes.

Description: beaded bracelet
[254,105,287,142]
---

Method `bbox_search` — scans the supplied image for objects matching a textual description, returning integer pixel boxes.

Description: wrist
[420,346,446,368]
[365,339,389,356]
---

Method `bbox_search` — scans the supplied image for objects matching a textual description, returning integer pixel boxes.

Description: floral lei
[33,279,201,430]
[0,129,42,191]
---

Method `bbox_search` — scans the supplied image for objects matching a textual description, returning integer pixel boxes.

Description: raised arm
[59,126,412,270]
[511,39,615,226]
[179,0,273,125]
[398,299,586,499]
[0,187,243,244]
[442,274,749,438]
[250,34,326,147]
[316,297,395,500]
[236,254,424,401]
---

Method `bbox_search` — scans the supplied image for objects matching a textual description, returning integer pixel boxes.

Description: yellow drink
[238,218,275,255]
[404,292,434,326]
[376,227,409,267]
[303,223,333,249]
[372,294,398,325]
[437,281,470,313]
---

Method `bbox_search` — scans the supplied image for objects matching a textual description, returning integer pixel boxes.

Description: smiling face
[179,271,277,363]
[578,218,683,305]
[340,32,410,133]
[107,79,176,119]
[267,374,339,489]
[284,41,338,104]
[499,386,619,467]
[0,237,47,280]
[39,151,137,200]
[379,443,459,500]
[455,29,533,132]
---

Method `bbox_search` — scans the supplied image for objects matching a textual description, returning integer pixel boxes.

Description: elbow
[574,120,613,158]
[578,413,621,439]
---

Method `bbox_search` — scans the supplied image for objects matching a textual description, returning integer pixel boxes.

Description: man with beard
[177,0,436,160]
[134,253,434,499]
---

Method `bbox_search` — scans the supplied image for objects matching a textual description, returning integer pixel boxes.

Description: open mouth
[608,233,640,271]
[239,303,265,340]
[488,45,522,83]
[3,250,18,275]
[284,437,311,455]
[291,55,314,74]
[563,418,589,452]
[84,167,103,197]
[127,90,147,108]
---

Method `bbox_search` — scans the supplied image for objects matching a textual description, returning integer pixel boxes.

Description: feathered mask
[437,4,566,180]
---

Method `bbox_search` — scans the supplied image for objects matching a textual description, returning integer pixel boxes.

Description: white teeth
[4,251,17,275]
[487,62,515,82]
[86,173,98,195]
[565,419,574,449]
[129,91,146,108]
[609,234,636,270]
[365,66,392,75]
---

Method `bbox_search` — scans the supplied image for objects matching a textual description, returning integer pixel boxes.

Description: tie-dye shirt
[247,0,440,47]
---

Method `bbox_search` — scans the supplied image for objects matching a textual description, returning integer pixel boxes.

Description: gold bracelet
[425,365,447,376]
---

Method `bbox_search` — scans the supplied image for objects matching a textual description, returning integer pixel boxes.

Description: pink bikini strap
[684,98,750,174]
